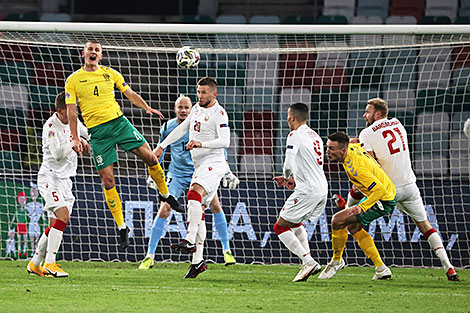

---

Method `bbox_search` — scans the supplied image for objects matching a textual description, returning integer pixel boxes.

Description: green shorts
[356,199,396,227]
[89,116,147,170]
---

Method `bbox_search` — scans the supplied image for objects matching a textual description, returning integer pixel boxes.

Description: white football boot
[292,261,321,282]
[318,258,345,279]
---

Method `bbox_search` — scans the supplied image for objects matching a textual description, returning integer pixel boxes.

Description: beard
[199,100,210,107]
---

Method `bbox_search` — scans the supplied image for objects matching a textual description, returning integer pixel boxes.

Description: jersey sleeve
[201,108,230,149]
[283,131,298,179]
[355,166,388,211]
[64,75,77,105]
[359,128,373,152]
[43,122,73,161]
[111,68,130,93]
[159,115,191,149]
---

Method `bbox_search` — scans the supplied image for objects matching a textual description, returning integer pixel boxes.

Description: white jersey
[284,124,328,196]
[160,100,230,167]
[38,113,88,179]
[359,117,416,188]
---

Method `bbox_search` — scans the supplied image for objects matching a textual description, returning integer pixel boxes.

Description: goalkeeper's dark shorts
[89,115,146,170]
[356,199,396,227]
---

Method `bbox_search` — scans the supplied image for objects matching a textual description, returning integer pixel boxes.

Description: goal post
[0,22,468,267]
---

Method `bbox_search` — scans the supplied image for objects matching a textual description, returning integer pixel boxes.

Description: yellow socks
[353,229,384,268]
[332,228,348,261]
[104,186,125,228]
[148,164,169,196]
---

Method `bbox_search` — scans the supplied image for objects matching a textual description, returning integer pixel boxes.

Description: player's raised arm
[154,115,192,159]
[122,88,164,118]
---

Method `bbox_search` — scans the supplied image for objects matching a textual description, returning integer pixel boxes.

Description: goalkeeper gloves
[222,169,240,190]
[146,176,158,191]
[464,118,470,139]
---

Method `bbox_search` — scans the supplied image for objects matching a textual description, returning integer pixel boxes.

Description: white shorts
[280,191,327,224]
[191,160,225,206]
[28,223,41,237]
[395,183,427,222]
[38,174,75,218]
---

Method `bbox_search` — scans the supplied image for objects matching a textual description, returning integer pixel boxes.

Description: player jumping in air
[154,77,230,278]
[28,91,90,277]
[272,102,328,282]
[138,94,238,274]
[65,40,180,250]
[320,131,395,280]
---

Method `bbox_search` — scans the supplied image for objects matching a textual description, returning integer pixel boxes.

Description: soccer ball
[176,46,200,69]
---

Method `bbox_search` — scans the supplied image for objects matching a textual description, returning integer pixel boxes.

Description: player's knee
[273,222,290,235]
[158,202,172,218]
[187,190,202,203]
[331,215,344,230]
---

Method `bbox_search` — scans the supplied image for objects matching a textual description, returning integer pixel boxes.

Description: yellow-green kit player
[65,40,181,250]
[320,131,396,280]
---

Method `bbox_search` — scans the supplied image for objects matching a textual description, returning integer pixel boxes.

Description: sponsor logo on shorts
[376,201,384,211]
[96,155,104,166]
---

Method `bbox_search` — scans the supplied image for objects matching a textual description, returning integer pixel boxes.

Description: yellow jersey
[342,143,396,211]
[65,66,130,128]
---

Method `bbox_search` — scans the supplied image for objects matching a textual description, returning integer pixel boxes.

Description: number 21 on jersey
[382,127,406,155]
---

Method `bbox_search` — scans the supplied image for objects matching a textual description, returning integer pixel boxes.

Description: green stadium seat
[181,15,214,23]
[281,16,316,24]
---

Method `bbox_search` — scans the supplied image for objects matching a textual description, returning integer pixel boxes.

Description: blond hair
[367,97,388,117]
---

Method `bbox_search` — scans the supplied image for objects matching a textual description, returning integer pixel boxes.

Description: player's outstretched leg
[139,216,167,270]
[319,228,348,279]
[423,228,459,281]
[172,190,201,253]
[104,186,130,249]
[148,164,183,213]
[353,229,391,280]
[27,227,50,277]
[213,211,235,266]
[43,219,69,278]
[185,217,207,279]
[274,222,320,282]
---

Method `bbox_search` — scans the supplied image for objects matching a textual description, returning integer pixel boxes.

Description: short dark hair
[328,131,349,148]
[84,40,101,50]
[197,76,217,89]
[289,102,309,122]
[55,91,66,110]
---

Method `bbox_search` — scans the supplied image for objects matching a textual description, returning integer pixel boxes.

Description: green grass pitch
[1,260,469,313]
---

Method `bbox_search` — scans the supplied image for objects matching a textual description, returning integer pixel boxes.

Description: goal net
[0,22,468,268]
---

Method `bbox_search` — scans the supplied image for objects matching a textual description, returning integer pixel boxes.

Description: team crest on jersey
[204,115,210,121]
[103,73,111,81]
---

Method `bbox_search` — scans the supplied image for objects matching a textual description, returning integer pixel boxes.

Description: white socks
[427,232,452,271]
[186,200,203,244]
[31,232,48,266]
[192,218,206,265]
[278,230,313,265]
[45,227,64,264]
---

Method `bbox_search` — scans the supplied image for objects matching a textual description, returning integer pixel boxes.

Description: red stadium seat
[313,67,348,92]
[242,110,274,155]
[0,128,20,151]
[34,62,66,86]
[279,42,316,89]
[452,46,470,69]
[0,43,33,62]
[390,0,425,23]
